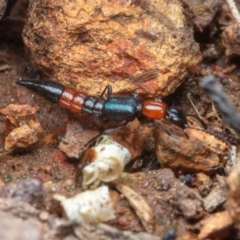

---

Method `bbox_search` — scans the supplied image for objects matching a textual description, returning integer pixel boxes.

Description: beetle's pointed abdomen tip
[16,78,26,86]
[16,79,65,103]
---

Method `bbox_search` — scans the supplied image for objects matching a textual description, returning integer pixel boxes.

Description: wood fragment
[226,0,240,30]
[203,185,227,212]
[0,64,11,71]
[114,183,154,233]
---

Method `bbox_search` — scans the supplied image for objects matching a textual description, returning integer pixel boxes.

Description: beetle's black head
[166,107,188,129]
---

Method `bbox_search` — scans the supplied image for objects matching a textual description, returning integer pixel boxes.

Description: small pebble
[39,211,49,221]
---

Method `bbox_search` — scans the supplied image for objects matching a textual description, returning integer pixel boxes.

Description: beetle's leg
[155,120,189,138]
[131,93,139,99]
[155,120,172,136]
[25,69,42,79]
[186,114,207,129]
[78,117,96,133]
[64,119,95,139]
[101,120,129,134]
[100,84,112,98]
[77,120,129,157]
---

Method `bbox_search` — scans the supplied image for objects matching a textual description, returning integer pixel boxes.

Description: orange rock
[5,124,38,151]
[0,104,37,127]
[198,211,233,240]
[22,0,201,97]
[0,104,44,151]
[155,125,229,173]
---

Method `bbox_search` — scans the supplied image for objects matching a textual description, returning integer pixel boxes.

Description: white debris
[54,186,115,224]
[82,135,131,187]
[228,145,237,166]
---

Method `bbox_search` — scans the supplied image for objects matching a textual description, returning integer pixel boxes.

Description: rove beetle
[16,79,188,131]
[17,79,240,152]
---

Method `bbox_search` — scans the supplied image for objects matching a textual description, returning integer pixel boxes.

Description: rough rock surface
[222,23,240,57]
[198,211,233,240]
[22,0,201,97]
[176,184,204,220]
[227,162,240,229]
[155,124,229,173]
[203,185,227,212]
[0,104,44,151]
[5,124,39,151]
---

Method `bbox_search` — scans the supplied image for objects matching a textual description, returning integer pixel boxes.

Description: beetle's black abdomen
[82,96,105,117]
[16,79,64,103]
[103,97,142,122]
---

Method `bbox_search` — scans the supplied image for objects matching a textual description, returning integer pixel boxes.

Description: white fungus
[54,186,115,224]
[82,135,131,187]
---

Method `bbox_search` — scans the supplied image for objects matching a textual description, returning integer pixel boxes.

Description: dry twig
[226,0,240,29]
